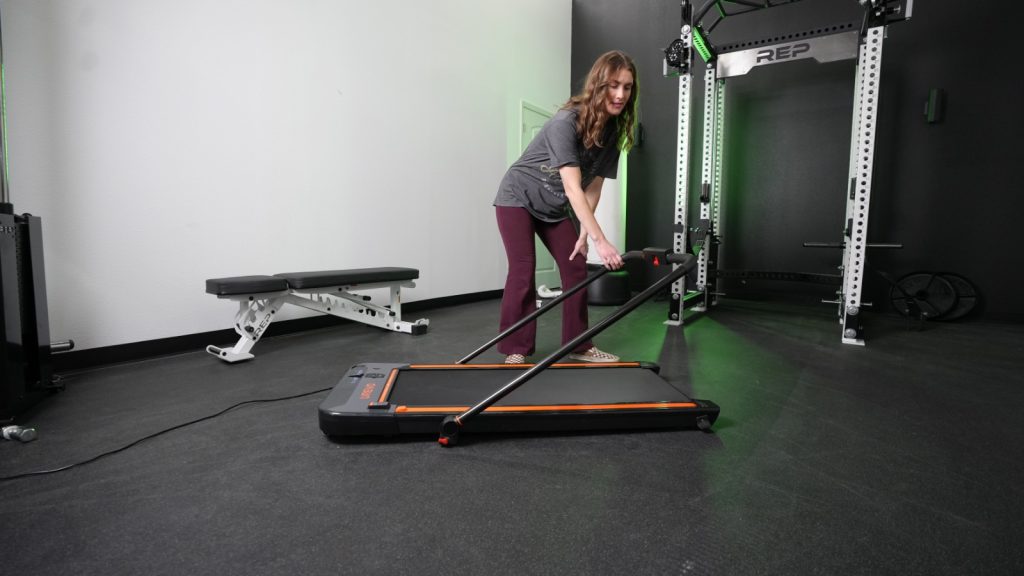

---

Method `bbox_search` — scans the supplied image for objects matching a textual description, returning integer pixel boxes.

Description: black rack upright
[0,9,60,422]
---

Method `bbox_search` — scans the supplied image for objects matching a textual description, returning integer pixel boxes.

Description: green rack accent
[692,26,713,62]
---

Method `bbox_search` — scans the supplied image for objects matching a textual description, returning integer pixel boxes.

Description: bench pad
[206,275,289,296]
[273,267,419,290]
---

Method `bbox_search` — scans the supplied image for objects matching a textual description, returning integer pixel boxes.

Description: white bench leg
[388,283,430,334]
[207,294,285,363]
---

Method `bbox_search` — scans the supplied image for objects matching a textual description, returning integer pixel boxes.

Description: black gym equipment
[0,211,63,423]
[888,271,978,322]
[889,272,957,320]
[318,249,720,446]
[937,273,979,321]
[0,14,71,423]
[586,263,630,305]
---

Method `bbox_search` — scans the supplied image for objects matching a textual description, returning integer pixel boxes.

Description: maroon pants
[495,206,591,356]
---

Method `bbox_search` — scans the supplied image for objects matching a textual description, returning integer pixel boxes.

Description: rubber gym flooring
[1,298,1021,575]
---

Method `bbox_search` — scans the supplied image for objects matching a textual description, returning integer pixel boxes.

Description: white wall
[2,0,572,350]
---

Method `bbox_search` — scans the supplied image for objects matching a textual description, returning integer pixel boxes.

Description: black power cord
[0,386,332,482]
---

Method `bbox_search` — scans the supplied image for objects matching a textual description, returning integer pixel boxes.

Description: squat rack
[662,0,912,345]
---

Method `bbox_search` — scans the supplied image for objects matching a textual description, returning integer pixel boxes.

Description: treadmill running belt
[388,365,691,407]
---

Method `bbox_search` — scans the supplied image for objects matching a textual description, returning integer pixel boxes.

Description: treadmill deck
[318,363,719,437]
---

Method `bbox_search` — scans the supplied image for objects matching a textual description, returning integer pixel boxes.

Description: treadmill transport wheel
[890,272,958,320]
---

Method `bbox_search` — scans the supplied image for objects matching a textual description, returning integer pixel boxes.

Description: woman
[493,50,638,364]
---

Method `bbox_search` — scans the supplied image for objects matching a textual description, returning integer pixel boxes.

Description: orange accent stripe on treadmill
[394,402,698,414]
[376,369,400,403]
[406,362,641,369]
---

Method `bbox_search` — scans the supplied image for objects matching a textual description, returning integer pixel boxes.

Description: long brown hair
[564,50,639,152]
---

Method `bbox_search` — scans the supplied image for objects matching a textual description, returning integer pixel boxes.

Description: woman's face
[605,68,634,116]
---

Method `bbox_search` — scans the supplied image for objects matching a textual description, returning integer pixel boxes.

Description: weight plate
[890,272,958,319]
[938,273,978,321]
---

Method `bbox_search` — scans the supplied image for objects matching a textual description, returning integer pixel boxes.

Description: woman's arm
[572,176,604,258]
[582,176,604,219]
[560,166,623,269]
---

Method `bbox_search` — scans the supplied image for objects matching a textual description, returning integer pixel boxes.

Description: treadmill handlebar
[455,249,686,365]
[621,249,690,266]
[440,250,697,445]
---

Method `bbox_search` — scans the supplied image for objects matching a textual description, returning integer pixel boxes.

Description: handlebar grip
[616,250,694,269]
[667,252,696,267]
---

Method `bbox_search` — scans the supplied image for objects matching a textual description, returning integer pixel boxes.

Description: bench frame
[207,278,428,363]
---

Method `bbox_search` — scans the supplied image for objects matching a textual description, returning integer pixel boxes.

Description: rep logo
[359,382,377,400]
[756,42,811,64]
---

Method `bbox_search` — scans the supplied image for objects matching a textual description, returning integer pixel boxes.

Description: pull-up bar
[667,0,912,73]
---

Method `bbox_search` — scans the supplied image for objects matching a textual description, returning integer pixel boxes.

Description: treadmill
[318,249,719,445]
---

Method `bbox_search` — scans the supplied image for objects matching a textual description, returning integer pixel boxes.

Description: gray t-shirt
[494,108,620,222]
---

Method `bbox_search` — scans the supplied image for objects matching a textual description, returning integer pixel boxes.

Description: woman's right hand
[594,238,623,270]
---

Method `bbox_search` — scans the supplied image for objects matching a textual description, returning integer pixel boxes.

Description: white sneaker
[567,347,620,363]
[505,354,527,365]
